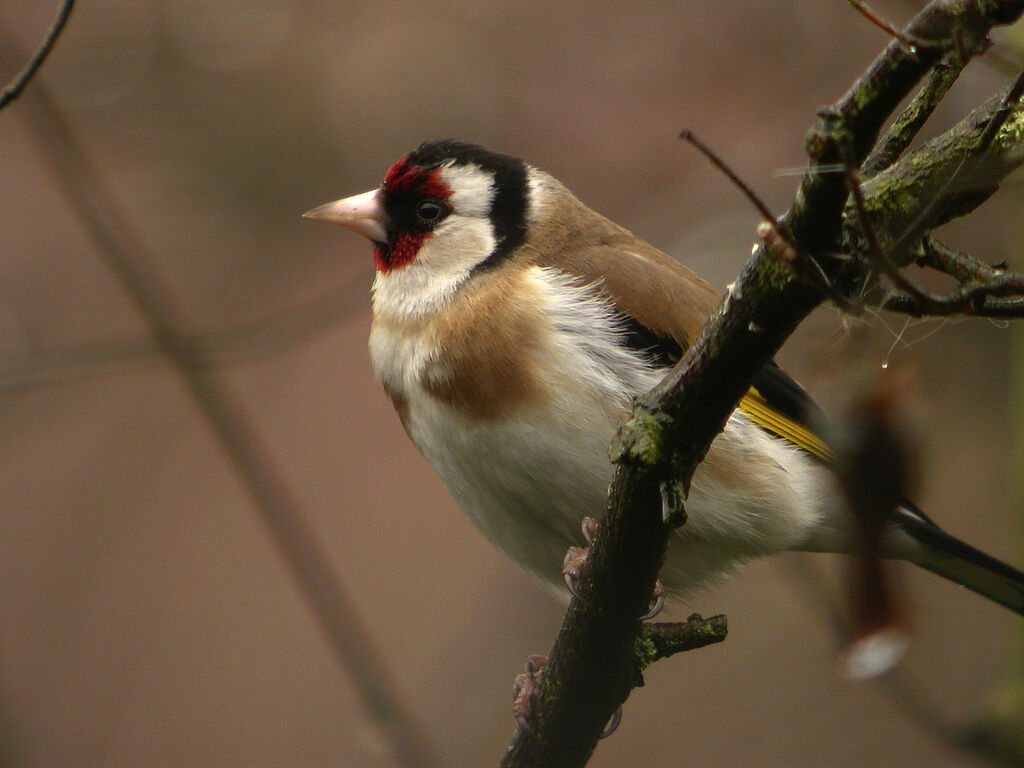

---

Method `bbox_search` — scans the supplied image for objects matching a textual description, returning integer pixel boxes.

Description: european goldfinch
[306,139,1024,616]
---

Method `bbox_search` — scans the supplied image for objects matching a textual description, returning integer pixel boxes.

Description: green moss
[995,109,1024,147]
[696,620,724,642]
[896,189,920,217]
[754,256,794,292]
[610,407,668,468]
[633,635,657,672]
[853,82,877,112]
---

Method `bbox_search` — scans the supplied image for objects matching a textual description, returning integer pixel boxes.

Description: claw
[600,707,623,739]
[660,480,687,528]
[640,580,666,621]
[580,515,599,545]
[563,568,582,601]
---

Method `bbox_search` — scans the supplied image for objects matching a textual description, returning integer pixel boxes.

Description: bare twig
[917,237,1002,283]
[680,130,859,311]
[788,0,999,253]
[841,66,1024,320]
[0,25,441,768]
[846,0,947,54]
[847,147,1024,317]
[883,69,1024,260]
[882,292,1024,317]
[842,138,940,305]
[0,0,75,111]
[853,84,1024,259]
[679,130,778,224]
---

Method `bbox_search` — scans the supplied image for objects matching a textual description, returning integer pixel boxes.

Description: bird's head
[305,140,531,283]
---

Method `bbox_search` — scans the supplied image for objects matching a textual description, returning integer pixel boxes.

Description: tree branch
[862,58,965,177]
[0,0,75,111]
[786,0,994,252]
[918,236,1004,283]
[847,71,1024,316]
[854,68,1024,255]
[638,615,729,665]
[501,2,1024,765]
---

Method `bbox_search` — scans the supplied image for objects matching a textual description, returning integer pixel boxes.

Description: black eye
[415,198,448,225]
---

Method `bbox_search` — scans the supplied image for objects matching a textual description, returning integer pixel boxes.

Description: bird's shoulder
[518,178,721,354]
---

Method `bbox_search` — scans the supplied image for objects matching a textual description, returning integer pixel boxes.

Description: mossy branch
[501,3,1024,766]
[856,79,1024,252]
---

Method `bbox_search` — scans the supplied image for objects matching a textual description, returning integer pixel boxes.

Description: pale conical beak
[303,188,388,243]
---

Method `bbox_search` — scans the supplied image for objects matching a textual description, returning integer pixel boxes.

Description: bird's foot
[512,653,622,738]
[562,516,599,600]
[561,516,665,619]
[512,654,547,734]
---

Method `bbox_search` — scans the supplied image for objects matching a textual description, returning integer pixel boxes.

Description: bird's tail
[894,503,1024,616]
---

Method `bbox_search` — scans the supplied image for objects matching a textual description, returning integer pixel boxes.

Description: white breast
[370,265,832,599]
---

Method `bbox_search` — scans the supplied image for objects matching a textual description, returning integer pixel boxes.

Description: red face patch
[373,233,423,273]
[374,157,454,273]
[383,156,451,200]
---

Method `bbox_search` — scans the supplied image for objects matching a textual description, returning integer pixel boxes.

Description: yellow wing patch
[739,388,834,463]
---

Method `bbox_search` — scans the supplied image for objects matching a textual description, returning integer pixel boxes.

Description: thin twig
[848,155,1024,316]
[846,0,946,54]
[918,237,1001,283]
[842,140,939,304]
[638,615,728,663]
[679,129,778,224]
[786,0,1000,254]
[882,292,1024,317]
[680,129,858,311]
[0,0,75,111]
[840,69,1024,318]
[0,24,441,768]
[844,140,1024,317]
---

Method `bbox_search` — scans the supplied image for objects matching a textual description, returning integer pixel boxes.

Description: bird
[305,138,1024,619]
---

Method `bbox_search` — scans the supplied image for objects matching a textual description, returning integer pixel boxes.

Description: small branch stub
[638,615,729,670]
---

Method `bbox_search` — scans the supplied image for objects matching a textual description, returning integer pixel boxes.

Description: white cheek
[371,216,496,320]
[420,216,495,275]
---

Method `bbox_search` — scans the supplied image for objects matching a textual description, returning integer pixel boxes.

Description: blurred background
[1,1,1022,766]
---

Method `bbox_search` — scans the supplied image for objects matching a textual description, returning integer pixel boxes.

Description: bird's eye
[415,199,449,225]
